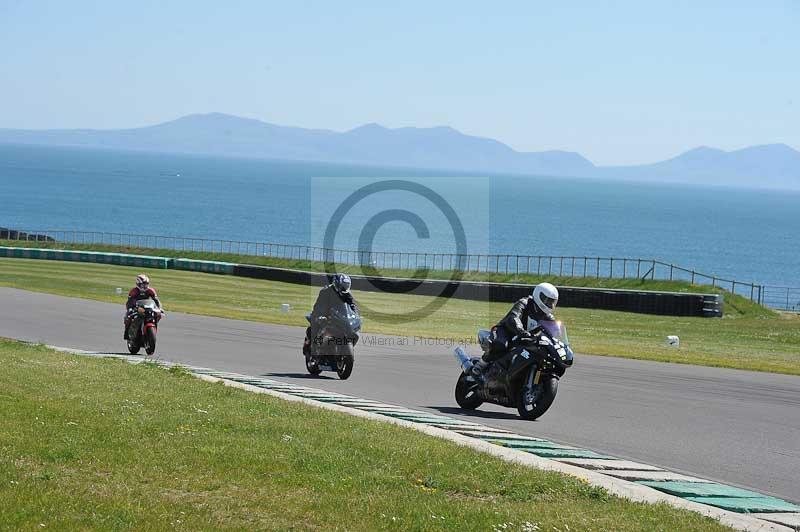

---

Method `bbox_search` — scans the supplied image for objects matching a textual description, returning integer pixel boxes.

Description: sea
[1,143,798,287]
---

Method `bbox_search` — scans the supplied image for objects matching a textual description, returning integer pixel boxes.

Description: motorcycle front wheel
[517,369,558,421]
[144,327,157,355]
[336,344,354,380]
[455,373,483,410]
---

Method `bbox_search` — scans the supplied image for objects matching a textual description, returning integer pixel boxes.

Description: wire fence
[2,228,797,310]
[761,286,800,312]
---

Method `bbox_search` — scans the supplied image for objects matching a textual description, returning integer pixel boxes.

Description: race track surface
[1,287,798,504]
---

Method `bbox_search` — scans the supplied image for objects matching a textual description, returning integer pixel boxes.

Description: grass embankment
[0,339,731,530]
[1,258,799,375]
[0,238,752,296]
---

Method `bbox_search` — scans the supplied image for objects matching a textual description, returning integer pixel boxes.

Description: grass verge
[0,239,765,314]
[1,258,799,375]
[0,338,730,530]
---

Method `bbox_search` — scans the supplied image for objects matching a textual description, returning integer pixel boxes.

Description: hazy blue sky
[1,1,798,164]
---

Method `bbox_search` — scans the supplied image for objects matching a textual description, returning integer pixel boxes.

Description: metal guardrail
[761,286,800,312]
[2,228,796,310]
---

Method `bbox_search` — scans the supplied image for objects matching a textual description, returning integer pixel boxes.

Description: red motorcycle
[126,299,164,355]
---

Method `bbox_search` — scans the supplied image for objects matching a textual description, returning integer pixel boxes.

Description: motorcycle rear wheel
[517,370,558,421]
[305,355,322,376]
[455,373,483,410]
[127,335,141,355]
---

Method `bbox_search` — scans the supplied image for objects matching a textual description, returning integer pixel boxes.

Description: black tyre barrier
[232,264,723,318]
[0,228,55,242]
[1,246,723,317]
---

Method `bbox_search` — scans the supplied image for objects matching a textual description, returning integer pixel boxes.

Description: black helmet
[332,273,352,294]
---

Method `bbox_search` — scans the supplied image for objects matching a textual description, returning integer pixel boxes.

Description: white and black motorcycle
[453,320,574,420]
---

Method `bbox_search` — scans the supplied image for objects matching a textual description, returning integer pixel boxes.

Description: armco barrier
[0,246,170,269]
[1,247,723,317]
[173,258,236,275]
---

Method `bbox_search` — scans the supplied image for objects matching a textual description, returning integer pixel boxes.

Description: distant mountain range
[1,112,798,189]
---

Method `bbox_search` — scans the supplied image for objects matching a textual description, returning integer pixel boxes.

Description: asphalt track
[1,287,798,504]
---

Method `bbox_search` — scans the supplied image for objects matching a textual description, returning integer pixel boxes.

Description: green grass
[1,257,799,375]
[1,239,762,309]
[0,339,731,531]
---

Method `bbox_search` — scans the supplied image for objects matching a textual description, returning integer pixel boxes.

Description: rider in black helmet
[303,274,358,355]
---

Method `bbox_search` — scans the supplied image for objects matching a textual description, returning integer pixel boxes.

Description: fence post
[691,271,695,285]
[610,258,614,278]
[651,260,656,280]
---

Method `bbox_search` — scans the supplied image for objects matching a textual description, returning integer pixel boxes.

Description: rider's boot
[471,358,489,376]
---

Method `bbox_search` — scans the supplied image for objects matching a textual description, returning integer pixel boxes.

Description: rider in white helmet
[123,274,162,339]
[472,282,559,374]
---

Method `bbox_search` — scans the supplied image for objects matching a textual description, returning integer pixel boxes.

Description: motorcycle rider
[472,282,559,375]
[123,274,163,339]
[303,273,358,356]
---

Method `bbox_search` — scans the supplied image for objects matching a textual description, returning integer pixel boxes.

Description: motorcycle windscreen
[137,299,157,309]
[329,302,362,333]
[540,320,569,346]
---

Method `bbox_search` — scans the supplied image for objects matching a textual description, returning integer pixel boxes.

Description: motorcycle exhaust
[453,347,474,373]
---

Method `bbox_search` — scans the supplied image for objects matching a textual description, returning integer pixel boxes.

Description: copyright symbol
[322,179,467,323]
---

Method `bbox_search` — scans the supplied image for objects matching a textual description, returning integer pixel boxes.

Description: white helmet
[532,282,559,316]
[136,274,150,291]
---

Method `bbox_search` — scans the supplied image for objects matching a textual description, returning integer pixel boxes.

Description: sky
[0,1,798,165]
